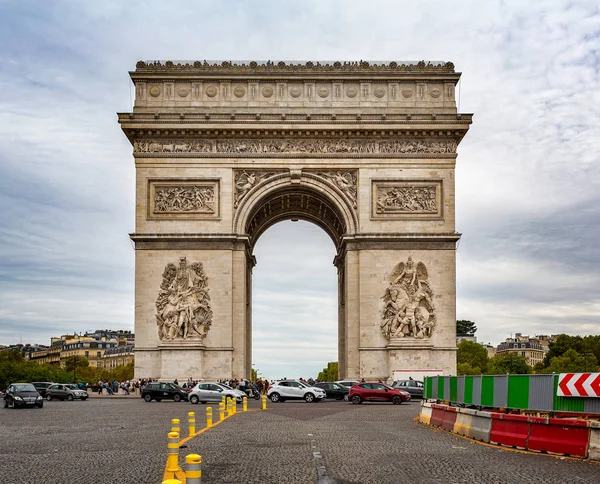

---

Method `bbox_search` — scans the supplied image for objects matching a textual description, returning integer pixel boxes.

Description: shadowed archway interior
[245,186,348,251]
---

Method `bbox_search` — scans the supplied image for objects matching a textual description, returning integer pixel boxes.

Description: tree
[456,320,477,336]
[457,362,483,376]
[540,349,599,374]
[486,353,531,375]
[251,368,258,382]
[64,356,89,382]
[317,362,338,382]
[457,340,488,373]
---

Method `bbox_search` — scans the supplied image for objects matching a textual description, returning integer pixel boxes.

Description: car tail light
[268,385,273,390]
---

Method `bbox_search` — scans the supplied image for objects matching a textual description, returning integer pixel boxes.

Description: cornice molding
[134,60,456,75]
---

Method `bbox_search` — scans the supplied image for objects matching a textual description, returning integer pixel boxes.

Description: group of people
[96,380,137,395]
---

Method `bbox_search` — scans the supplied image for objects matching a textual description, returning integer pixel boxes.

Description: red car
[348,382,411,405]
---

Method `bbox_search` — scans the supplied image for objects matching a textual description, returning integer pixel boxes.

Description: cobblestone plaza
[1,398,599,483]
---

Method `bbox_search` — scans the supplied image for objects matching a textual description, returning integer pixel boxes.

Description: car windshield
[65,384,79,390]
[14,384,36,392]
[219,384,233,390]
[297,381,309,388]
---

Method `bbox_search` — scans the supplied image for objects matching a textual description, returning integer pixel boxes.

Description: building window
[97,351,101,358]
[85,351,89,358]
[522,352,526,357]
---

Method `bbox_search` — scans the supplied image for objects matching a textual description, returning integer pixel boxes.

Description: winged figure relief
[381,257,436,340]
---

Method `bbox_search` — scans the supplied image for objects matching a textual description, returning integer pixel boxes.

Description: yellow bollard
[227,397,233,417]
[243,396,248,412]
[262,394,267,410]
[167,431,180,472]
[221,395,226,408]
[188,411,196,436]
[206,406,213,428]
[162,479,182,484]
[171,418,180,434]
[219,401,225,421]
[185,454,202,483]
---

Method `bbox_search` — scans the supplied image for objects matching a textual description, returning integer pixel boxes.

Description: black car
[3,383,44,408]
[142,382,189,402]
[314,382,350,400]
[31,382,53,398]
[392,380,424,399]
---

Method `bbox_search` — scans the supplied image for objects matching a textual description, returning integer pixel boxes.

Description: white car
[267,380,326,403]
[189,382,246,404]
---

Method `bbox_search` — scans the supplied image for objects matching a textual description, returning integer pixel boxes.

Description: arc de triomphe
[118,60,471,381]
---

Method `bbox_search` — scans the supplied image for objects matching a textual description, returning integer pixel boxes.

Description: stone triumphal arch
[119,60,471,381]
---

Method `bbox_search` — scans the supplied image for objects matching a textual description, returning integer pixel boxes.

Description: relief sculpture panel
[148,179,219,219]
[234,171,281,208]
[372,180,443,219]
[311,170,358,208]
[381,257,436,341]
[156,257,213,342]
[134,139,456,156]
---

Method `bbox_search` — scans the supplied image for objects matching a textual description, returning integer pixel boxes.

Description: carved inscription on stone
[381,257,435,340]
[156,257,213,342]
[148,180,219,218]
[234,171,278,208]
[313,171,358,207]
[134,139,456,155]
[372,180,442,219]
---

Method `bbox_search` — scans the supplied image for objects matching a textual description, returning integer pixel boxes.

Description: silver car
[46,384,88,401]
[188,382,246,404]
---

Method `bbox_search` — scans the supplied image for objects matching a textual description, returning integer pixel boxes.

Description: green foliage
[457,362,483,375]
[539,349,598,374]
[0,350,134,389]
[542,334,600,368]
[486,353,531,375]
[456,320,477,336]
[251,368,258,382]
[457,340,488,373]
[317,362,338,382]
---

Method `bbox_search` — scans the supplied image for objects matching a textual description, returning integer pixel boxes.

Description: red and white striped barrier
[557,373,600,397]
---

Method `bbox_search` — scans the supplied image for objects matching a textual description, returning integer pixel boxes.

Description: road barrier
[185,453,202,483]
[420,401,600,459]
[188,411,196,436]
[206,407,213,428]
[171,418,180,434]
[262,394,267,410]
[162,395,267,482]
[167,432,180,472]
[424,374,600,414]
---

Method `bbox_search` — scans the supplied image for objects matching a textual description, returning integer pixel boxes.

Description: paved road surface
[1,397,599,483]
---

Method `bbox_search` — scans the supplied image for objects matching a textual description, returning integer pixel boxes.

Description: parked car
[267,380,326,403]
[392,380,424,399]
[313,382,350,400]
[348,382,411,405]
[3,383,44,408]
[31,382,53,398]
[142,382,189,402]
[46,383,88,401]
[189,382,246,404]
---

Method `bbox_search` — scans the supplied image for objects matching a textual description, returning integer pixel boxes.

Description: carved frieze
[381,257,435,341]
[372,180,443,219]
[234,171,280,208]
[134,139,457,155]
[156,257,213,342]
[148,179,219,219]
[311,170,358,208]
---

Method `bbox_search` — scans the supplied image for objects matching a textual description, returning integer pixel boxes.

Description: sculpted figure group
[154,185,215,213]
[376,186,437,213]
[155,257,213,341]
[381,257,436,340]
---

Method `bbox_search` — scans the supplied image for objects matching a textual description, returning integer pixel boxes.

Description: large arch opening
[252,220,338,380]
[242,182,351,381]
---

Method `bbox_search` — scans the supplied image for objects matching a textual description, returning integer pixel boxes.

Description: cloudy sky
[1,1,599,379]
